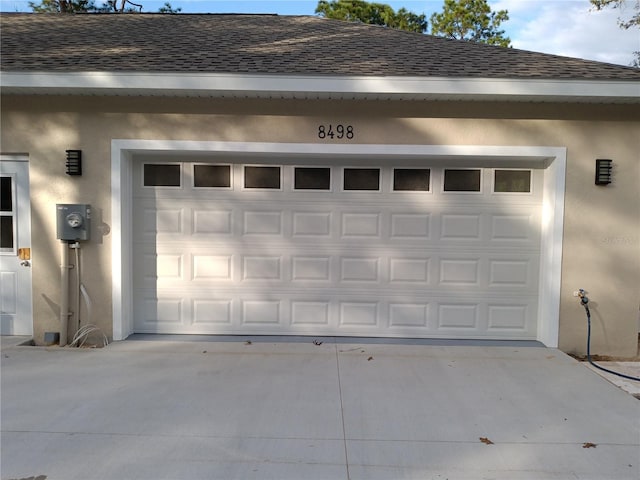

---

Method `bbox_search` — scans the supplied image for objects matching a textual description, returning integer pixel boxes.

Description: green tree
[590,0,639,28]
[430,0,510,47]
[103,0,142,12]
[590,0,639,66]
[29,0,179,13]
[29,0,100,12]
[157,1,181,13]
[315,0,427,33]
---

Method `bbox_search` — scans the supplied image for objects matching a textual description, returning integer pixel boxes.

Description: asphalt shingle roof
[1,13,639,80]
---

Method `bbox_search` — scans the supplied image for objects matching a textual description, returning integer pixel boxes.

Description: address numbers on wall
[318,124,354,140]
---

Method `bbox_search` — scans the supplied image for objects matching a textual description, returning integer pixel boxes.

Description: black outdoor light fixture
[595,159,612,185]
[65,150,82,176]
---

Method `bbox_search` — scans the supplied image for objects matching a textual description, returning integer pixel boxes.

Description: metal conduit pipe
[59,241,70,347]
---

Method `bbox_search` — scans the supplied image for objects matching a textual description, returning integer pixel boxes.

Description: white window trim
[112,141,565,347]
[0,173,17,255]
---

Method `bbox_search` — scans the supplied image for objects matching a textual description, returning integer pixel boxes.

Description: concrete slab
[584,361,640,397]
[0,335,32,348]
[1,337,639,480]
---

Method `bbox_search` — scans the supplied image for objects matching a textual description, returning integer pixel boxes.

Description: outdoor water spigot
[577,289,590,316]
[578,289,588,305]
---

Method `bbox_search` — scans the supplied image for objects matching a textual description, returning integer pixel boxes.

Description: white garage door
[132,158,542,339]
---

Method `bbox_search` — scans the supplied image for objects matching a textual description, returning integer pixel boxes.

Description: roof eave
[1,71,639,104]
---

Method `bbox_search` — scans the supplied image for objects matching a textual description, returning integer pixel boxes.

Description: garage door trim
[111,141,565,346]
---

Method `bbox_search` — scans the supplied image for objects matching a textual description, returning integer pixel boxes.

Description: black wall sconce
[66,150,82,176]
[595,159,612,185]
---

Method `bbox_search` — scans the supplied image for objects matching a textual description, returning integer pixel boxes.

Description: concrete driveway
[1,335,639,480]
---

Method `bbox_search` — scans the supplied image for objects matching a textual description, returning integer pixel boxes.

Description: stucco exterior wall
[2,95,638,356]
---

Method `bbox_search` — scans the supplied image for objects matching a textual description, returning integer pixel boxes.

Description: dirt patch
[569,334,640,362]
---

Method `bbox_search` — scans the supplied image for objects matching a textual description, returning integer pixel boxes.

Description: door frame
[111,141,566,346]
[1,154,33,336]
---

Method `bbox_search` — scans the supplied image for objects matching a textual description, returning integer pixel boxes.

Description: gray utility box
[56,204,91,241]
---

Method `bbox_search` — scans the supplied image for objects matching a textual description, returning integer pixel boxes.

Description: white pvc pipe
[74,242,81,337]
[59,242,70,347]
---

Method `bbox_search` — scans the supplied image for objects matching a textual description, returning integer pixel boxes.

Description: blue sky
[2,0,638,66]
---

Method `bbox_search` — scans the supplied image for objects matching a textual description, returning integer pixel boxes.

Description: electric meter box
[56,204,91,241]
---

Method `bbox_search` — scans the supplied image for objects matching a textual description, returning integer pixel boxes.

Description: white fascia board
[1,71,639,102]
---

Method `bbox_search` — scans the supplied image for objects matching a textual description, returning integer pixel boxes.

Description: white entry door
[0,157,33,335]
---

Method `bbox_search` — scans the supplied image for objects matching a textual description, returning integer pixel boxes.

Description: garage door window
[393,168,431,191]
[443,169,481,192]
[494,170,531,193]
[143,164,181,187]
[343,168,380,191]
[294,167,331,190]
[194,164,231,188]
[244,166,281,189]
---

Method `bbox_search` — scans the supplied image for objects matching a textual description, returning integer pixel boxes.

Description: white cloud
[398,0,638,66]
[493,0,639,66]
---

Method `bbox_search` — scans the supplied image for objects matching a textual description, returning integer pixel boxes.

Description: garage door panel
[388,303,430,328]
[193,299,233,325]
[134,296,185,329]
[490,212,540,242]
[438,303,480,330]
[134,291,538,338]
[291,301,331,326]
[135,249,538,291]
[242,211,283,236]
[292,256,331,281]
[192,254,233,280]
[339,302,379,327]
[133,251,186,289]
[340,257,380,282]
[489,259,533,287]
[133,162,542,339]
[439,259,480,286]
[390,213,431,239]
[134,201,184,239]
[487,304,531,331]
[440,214,481,240]
[389,258,430,283]
[341,213,381,237]
[193,209,233,235]
[241,300,282,325]
[292,212,332,236]
[242,255,283,281]
[138,207,184,236]
[153,254,183,279]
[434,298,536,337]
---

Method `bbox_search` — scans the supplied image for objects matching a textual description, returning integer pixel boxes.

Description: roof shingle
[1,13,639,80]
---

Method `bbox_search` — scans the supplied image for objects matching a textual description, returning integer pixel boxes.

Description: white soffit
[1,72,639,103]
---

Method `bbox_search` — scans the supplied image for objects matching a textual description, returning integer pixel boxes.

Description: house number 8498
[318,124,354,140]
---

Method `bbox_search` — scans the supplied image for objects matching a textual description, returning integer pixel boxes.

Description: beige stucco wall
[2,95,639,356]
